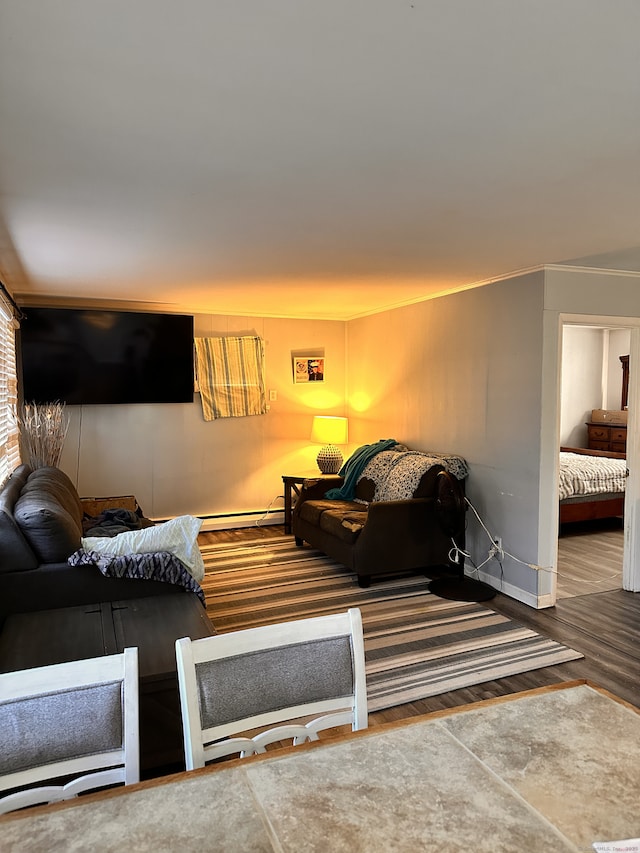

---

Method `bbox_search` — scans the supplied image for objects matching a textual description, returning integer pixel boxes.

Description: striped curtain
[195,336,267,421]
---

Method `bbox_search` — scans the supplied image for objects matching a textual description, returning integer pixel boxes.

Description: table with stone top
[2,680,639,853]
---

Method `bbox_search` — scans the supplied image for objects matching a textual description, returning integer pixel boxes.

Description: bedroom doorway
[557,322,630,599]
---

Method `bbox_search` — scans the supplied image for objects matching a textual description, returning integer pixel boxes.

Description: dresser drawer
[586,420,626,453]
[587,425,610,442]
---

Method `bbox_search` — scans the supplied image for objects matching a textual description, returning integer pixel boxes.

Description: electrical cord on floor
[464,496,553,575]
[447,539,471,568]
[460,540,505,590]
[461,496,621,592]
[557,571,621,583]
[254,494,285,527]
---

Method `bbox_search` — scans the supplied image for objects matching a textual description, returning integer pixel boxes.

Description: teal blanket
[324,439,399,501]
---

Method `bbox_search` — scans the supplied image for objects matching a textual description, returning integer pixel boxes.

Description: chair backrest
[175,607,367,769]
[0,647,139,815]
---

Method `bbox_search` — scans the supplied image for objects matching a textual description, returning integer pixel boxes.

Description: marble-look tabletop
[2,681,640,852]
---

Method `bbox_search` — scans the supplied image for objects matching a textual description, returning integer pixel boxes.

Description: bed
[559,446,627,524]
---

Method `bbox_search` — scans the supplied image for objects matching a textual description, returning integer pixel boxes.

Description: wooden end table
[282,472,336,534]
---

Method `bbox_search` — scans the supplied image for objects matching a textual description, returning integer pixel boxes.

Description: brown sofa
[292,447,468,587]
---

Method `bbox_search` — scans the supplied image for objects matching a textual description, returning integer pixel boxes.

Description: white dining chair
[0,647,139,815]
[175,607,367,769]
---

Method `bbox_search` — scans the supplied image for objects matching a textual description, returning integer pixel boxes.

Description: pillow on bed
[82,515,205,582]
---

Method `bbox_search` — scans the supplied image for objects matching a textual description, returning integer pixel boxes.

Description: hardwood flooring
[199,524,640,727]
[557,517,623,598]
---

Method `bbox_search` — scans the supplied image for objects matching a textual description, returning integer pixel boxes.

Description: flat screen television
[20,307,194,405]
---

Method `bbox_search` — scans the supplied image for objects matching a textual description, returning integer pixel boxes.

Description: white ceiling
[1,1,639,321]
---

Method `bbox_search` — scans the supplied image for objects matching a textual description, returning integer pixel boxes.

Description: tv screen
[20,307,194,405]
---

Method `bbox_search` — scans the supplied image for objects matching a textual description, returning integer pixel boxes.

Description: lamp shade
[310,416,348,474]
[310,416,348,446]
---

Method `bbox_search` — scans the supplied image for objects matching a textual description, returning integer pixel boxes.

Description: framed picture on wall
[293,357,325,383]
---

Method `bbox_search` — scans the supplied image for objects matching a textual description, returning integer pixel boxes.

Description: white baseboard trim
[473,568,551,610]
[198,511,285,532]
[150,510,285,531]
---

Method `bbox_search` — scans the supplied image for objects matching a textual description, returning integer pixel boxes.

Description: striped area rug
[199,536,583,713]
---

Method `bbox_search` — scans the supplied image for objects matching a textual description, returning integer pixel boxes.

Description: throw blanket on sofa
[82,508,153,537]
[375,451,468,501]
[324,439,399,501]
[68,549,205,604]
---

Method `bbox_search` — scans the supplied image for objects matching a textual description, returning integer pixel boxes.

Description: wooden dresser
[586,421,627,453]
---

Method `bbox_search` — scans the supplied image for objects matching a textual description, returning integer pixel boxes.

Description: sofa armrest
[296,476,344,503]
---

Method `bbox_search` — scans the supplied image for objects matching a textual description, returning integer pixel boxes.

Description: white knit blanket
[559,451,626,501]
[359,450,469,502]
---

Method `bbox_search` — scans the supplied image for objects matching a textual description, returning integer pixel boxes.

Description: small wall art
[293,357,325,383]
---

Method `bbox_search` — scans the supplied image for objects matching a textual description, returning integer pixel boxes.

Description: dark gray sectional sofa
[0,464,196,628]
[0,463,216,774]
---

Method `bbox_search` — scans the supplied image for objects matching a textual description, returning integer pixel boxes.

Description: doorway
[557,323,628,598]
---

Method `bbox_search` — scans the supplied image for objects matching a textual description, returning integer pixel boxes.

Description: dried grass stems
[19,402,69,469]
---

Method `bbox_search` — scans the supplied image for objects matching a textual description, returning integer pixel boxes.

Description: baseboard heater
[151,510,285,532]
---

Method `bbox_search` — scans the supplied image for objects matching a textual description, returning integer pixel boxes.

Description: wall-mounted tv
[20,307,194,405]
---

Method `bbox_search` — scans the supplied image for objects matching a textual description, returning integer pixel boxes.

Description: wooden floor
[200,524,640,726]
[557,517,623,598]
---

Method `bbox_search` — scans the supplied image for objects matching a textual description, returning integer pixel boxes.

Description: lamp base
[317,445,343,474]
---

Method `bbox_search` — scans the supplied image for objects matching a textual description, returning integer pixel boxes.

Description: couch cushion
[319,510,368,544]
[297,499,363,526]
[21,467,84,527]
[0,465,39,572]
[15,468,84,564]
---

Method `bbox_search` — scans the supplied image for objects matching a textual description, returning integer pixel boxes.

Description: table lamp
[310,416,349,474]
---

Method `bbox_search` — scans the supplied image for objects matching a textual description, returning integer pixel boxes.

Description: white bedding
[559,452,627,501]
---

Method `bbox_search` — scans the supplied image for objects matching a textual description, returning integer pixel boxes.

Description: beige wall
[58,278,550,602]
[346,268,640,606]
[347,272,546,602]
[54,264,640,605]
[60,312,348,521]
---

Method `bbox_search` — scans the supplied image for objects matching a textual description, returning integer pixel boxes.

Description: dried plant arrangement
[19,401,69,469]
